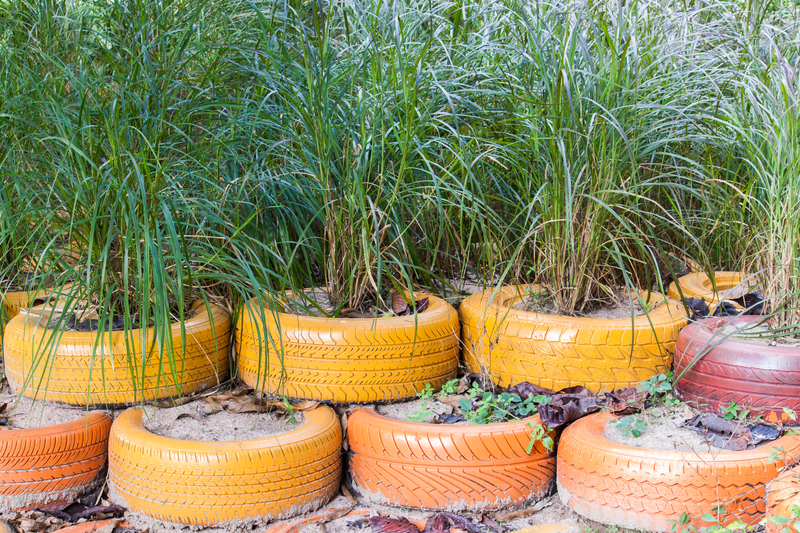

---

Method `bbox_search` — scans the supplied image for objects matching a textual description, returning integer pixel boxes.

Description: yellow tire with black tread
[460,285,687,392]
[108,406,343,526]
[235,292,460,403]
[3,300,230,406]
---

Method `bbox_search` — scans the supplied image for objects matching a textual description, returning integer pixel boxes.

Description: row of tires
[3,404,800,532]
[3,272,796,425]
[3,285,688,406]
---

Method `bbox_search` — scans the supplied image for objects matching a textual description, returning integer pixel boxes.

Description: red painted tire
[0,413,111,512]
[675,318,800,424]
[766,465,800,533]
[346,407,556,510]
[557,412,800,531]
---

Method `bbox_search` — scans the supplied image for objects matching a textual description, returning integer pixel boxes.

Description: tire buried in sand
[346,407,556,510]
[557,412,800,531]
[0,413,111,512]
[3,300,230,406]
[460,285,686,392]
[235,292,459,403]
[108,406,343,526]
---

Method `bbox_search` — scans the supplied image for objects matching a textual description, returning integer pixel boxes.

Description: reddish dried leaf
[370,516,420,533]
[606,387,648,415]
[505,382,555,399]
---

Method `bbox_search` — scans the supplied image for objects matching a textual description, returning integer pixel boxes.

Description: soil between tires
[0,374,113,429]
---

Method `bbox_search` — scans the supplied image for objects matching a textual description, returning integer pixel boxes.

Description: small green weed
[615,415,647,438]
[406,384,437,422]
[720,401,749,421]
[637,372,673,395]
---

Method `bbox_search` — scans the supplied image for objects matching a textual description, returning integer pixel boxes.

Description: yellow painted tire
[668,272,749,310]
[108,406,343,526]
[2,289,50,322]
[3,300,230,406]
[460,286,687,392]
[235,292,460,403]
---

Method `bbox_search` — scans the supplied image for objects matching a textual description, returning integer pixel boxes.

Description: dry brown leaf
[436,395,468,409]
[319,507,354,524]
[176,412,202,421]
[293,401,320,412]
[0,403,6,415]
[391,292,408,314]
[202,397,223,415]
[0,522,18,533]
[493,499,552,522]
[338,406,357,451]
[93,519,122,533]
[341,486,357,505]
[19,518,47,532]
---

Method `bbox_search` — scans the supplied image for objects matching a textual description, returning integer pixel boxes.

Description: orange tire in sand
[346,407,556,510]
[766,465,800,533]
[3,300,230,406]
[108,406,342,526]
[0,413,111,512]
[557,412,800,531]
[460,286,686,392]
[236,293,459,403]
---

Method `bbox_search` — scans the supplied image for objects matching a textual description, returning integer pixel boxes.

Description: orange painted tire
[346,407,556,510]
[557,412,800,531]
[460,286,687,392]
[3,300,230,405]
[0,413,111,512]
[108,406,343,526]
[766,466,800,533]
[235,293,459,403]
[667,272,750,310]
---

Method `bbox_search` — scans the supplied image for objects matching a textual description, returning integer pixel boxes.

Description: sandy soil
[375,398,474,425]
[0,379,115,430]
[140,401,303,441]
[605,404,728,453]
[513,289,650,319]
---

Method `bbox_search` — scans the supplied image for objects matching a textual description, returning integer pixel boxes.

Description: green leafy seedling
[440,378,460,396]
[637,372,673,395]
[616,415,647,438]
[720,401,749,421]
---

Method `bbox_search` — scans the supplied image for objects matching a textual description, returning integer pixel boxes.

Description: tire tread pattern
[3,301,230,405]
[460,286,686,392]
[675,319,800,424]
[236,293,459,403]
[347,407,556,510]
[108,407,342,526]
[0,413,111,512]
[557,412,800,531]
